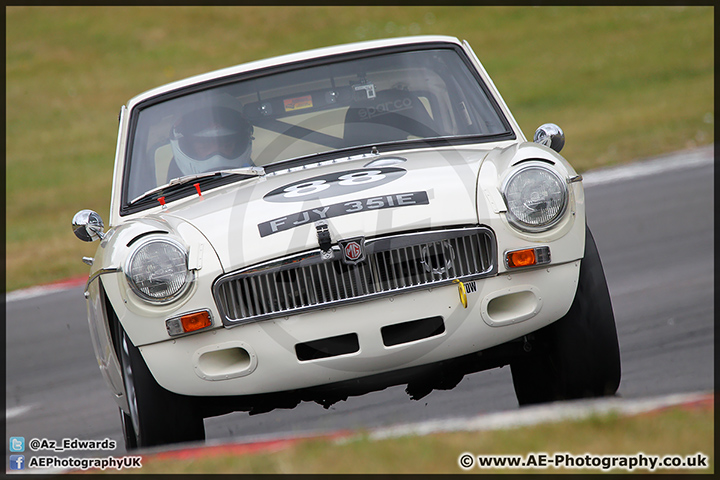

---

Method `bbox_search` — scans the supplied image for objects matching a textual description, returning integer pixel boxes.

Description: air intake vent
[381,316,445,347]
[295,333,359,361]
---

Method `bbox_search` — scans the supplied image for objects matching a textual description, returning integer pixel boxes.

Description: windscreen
[124,47,512,206]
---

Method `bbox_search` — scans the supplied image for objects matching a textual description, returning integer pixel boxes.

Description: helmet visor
[173,107,252,161]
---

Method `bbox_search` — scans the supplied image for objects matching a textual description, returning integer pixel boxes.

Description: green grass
[108,403,713,474]
[5,6,714,291]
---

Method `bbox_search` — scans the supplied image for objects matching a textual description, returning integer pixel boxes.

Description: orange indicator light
[507,249,536,268]
[181,311,212,333]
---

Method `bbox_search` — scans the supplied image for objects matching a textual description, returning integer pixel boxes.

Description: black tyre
[115,320,205,449]
[119,409,138,451]
[511,226,621,405]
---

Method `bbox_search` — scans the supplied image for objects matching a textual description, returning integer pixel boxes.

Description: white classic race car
[72,35,620,449]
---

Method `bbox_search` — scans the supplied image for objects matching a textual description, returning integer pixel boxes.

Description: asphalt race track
[5,146,714,457]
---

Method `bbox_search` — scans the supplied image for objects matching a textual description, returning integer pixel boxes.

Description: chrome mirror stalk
[72,209,105,242]
[534,123,565,153]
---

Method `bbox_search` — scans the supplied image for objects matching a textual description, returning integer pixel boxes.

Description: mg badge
[340,237,366,265]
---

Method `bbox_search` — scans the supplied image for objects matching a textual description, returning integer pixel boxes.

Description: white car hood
[161,148,488,272]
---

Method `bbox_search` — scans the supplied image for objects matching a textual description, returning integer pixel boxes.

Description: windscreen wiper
[129,166,265,206]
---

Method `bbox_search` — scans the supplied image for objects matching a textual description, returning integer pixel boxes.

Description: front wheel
[511,226,621,405]
[116,321,205,449]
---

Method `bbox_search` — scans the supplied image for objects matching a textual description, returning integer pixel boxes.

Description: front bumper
[141,260,580,396]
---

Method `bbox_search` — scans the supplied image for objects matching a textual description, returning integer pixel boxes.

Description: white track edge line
[364,391,713,441]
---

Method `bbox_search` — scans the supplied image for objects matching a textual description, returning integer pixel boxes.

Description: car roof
[126,35,463,109]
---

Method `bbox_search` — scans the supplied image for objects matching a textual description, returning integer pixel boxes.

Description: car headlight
[125,237,193,303]
[502,164,568,232]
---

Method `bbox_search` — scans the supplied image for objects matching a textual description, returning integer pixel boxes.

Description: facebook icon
[9,455,25,470]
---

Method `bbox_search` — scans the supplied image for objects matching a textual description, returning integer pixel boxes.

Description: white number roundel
[264,167,405,203]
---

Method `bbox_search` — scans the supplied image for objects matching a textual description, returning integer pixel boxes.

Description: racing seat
[343,89,439,147]
[154,143,174,185]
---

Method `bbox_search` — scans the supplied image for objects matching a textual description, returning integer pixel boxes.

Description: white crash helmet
[170,105,254,175]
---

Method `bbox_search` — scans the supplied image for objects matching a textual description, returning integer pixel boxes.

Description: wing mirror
[72,209,105,242]
[533,123,565,153]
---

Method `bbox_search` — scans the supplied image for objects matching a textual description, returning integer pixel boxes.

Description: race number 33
[263,167,406,202]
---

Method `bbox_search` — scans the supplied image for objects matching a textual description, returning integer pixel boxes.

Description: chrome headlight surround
[501,164,569,233]
[124,237,193,304]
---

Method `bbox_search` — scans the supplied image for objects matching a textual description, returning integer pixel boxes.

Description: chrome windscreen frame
[213,226,498,328]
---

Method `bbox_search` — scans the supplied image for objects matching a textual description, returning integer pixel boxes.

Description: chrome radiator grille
[214,227,496,327]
